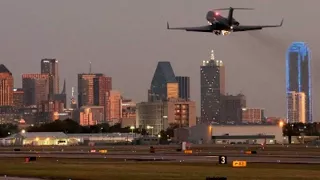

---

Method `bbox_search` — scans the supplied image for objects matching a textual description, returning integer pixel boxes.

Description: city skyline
[0,0,320,120]
[0,44,314,122]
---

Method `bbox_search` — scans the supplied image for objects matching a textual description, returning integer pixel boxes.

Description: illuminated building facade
[0,64,13,106]
[200,50,225,124]
[22,74,49,106]
[13,88,24,107]
[93,76,112,106]
[38,100,65,121]
[121,99,136,128]
[242,108,265,124]
[77,73,103,107]
[109,90,122,123]
[41,59,59,98]
[136,99,196,135]
[93,76,112,120]
[79,106,104,126]
[287,91,306,123]
[286,42,312,123]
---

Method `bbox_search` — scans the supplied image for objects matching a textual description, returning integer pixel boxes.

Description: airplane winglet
[280,18,284,26]
[167,22,170,29]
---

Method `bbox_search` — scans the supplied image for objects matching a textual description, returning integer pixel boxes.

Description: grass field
[0,158,319,180]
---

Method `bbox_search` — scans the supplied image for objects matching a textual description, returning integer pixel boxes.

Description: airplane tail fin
[213,7,254,26]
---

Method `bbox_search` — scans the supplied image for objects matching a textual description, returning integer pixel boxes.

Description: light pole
[147,125,154,136]
[162,115,167,131]
[130,126,135,134]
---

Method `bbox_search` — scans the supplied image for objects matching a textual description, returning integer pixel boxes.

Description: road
[1,152,320,164]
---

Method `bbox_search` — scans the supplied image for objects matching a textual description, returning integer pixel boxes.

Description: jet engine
[232,18,240,26]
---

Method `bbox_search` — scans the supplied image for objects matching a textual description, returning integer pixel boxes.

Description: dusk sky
[0,0,319,120]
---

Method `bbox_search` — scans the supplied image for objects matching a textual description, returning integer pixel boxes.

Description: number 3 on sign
[219,156,227,164]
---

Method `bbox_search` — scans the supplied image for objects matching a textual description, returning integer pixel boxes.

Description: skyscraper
[93,76,112,106]
[109,90,122,122]
[149,61,178,102]
[22,74,49,106]
[287,91,306,123]
[53,79,67,108]
[286,42,312,123]
[13,88,24,107]
[220,94,246,124]
[200,50,225,124]
[0,64,13,106]
[78,73,103,108]
[41,59,59,98]
[176,76,190,101]
[93,76,112,120]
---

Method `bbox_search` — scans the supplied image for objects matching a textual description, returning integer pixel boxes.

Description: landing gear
[214,30,221,35]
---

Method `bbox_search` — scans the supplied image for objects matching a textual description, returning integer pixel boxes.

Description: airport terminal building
[174,124,284,145]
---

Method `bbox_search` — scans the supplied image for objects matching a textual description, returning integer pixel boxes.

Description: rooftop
[14,132,68,139]
[0,64,12,75]
[212,135,275,139]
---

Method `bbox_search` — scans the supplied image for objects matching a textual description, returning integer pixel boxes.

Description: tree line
[27,119,140,134]
[283,122,320,136]
[0,119,319,138]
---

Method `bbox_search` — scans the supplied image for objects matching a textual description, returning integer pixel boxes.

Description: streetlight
[130,126,135,133]
[147,125,154,136]
[21,129,26,134]
[279,121,284,128]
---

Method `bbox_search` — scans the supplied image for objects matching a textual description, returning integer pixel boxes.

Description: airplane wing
[232,19,283,32]
[167,22,212,32]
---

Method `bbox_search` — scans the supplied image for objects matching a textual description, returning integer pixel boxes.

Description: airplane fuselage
[206,11,240,35]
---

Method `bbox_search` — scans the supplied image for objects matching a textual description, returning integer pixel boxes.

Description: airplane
[167,7,283,35]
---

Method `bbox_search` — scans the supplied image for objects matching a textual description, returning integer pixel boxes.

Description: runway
[1,150,320,158]
[1,152,320,164]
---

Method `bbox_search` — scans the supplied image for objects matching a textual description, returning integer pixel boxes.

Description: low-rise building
[0,132,70,146]
[136,99,196,135]
[242,108,265,124]
[0,132,140,146]
[174,124,284,144]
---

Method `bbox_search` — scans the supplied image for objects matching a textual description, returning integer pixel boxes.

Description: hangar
[174,124,284,144]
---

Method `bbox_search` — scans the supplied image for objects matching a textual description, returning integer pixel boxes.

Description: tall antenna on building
[89,61,92,74]
[210,50,215,60]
